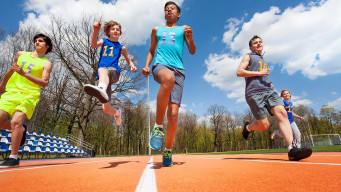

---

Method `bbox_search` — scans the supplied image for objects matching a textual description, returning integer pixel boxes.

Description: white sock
[246,124,251,132]
[154,123,163,129]
[165,148,171,151]
[9,155,18,160]
[288,144,294,151]
[98,82,107,91]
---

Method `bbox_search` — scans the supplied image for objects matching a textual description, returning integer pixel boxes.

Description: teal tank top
[154,26,185,70]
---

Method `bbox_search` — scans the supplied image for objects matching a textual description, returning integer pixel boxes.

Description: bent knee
[258,122,270,131]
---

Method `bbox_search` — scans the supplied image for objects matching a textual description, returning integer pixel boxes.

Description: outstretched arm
[121,46,137,73]
[292,111,304,121]
[91,21,104,48]
[0,51,23,93]
[142,26,158,77]
[183,25,196,55]
[236,55,270,77]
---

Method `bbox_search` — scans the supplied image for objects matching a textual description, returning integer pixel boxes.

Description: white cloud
[203,53,245,103]
[327,97,341,110]
[20,0,184,45]
[204,0,341,102]
[293,99,313,106]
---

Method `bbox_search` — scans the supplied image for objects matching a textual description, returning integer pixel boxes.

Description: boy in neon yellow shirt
[0,34,53,168]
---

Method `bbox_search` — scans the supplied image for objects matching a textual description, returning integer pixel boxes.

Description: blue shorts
[246,90,284,120]
[152,64,185,106]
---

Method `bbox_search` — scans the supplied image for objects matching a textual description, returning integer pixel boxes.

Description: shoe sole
[162,164,173,167]
[0,165,19,169]
[149,143,161,151]
[20,125,27,147]
[289,148,312,161]
[84,85,109,103]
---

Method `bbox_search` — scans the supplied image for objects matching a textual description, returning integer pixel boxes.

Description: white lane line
[135,156,157,192]
[185,156,341,166]
[0,158,128,173]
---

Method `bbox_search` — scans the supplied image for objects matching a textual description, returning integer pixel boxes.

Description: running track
[0,152,340,191]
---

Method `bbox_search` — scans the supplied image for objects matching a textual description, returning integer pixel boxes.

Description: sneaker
[0,158,20,168]
[242,122,251,139]
[149,127,164,151]
[288,147,312,161]
[83,84,109,103]
[20,124,28,146]
[162,150,173,167]
[271,131,277,140]
[114,108,122,126]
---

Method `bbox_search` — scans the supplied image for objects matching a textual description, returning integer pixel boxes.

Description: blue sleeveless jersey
[284,100,294,123]
[154,26,185,70]
[244,52,273,98]
[97,38,122,78]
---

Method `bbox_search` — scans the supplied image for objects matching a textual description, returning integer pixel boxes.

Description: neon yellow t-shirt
[6,52,47,95]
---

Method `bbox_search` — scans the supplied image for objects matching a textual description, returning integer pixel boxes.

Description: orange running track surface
[0,152,340,192]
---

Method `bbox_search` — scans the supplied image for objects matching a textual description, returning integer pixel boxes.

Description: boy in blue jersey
[84,20,137,126]
[142,1,196,166]
[271,90,304,148]
[236,35,311,161]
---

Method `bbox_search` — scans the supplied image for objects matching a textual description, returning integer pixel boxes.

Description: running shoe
[162,150,173,167]
[0,158,19,168]
[20,124,28,146]
[83,84,109,103]
[149,127,164,151]
[242,122,251,139]
[114,108,122,126]
[288,147,312,161]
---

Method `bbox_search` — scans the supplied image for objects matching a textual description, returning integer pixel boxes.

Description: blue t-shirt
[97,38,123,79]
[154,26,185,70]
[283,99,294,123]
[244,52,273,98]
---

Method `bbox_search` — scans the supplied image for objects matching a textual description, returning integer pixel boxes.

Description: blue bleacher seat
[0,144,9,152]
[33,141,38,146]
[0,132,8,138]
[18,146,23,152]
[29,146,36,152]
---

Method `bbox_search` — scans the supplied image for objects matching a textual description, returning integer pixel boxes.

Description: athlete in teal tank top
[154,26,185,70]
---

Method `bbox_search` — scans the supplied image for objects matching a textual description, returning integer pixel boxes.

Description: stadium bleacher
[0,128,88,160]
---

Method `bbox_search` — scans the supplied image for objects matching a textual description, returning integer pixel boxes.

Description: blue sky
[1,0,341,119]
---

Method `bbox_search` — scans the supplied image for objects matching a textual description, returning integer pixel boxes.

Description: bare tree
[45,15,145,145]
[208,104,227,152]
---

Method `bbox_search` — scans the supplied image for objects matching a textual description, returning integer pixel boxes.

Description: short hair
[249,35,262,47]
[280,89,291,99]
[34,34,53,54]
[165,1,181,13]
[103,20,122,37]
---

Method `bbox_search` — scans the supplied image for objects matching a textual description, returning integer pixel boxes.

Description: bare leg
[155,68,175,125]
[9,111,27,156]
[102,102,118,115]
[0,110,11,130]
[248,117,270,131]
[271,105,293,147]
[165,103,179,149]
[98,68,110,86]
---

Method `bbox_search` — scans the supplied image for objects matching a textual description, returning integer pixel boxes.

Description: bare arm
[142,26,158,77]
[12,60,53,88]
[183,25,196,55]
[292,111,304,121]
[236,55,270,77]
[121,46,137,73]
[91,21,104,48]
[0,51,23,93]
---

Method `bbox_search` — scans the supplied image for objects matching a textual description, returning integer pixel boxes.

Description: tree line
[0,16,340,156]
